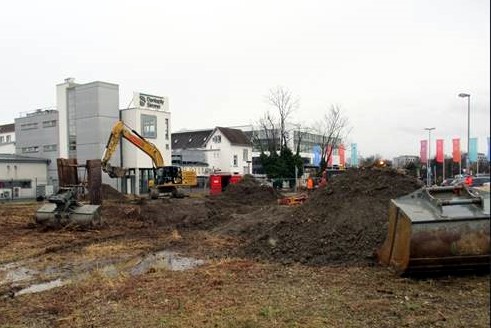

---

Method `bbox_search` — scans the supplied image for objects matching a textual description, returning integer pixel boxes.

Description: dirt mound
[215,175,280,206]
[240,168,423,266]
[102,184,127,201]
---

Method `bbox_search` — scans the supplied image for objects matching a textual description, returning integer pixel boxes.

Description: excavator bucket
[35,188,102,229]
[35,203,102,228]
[377,185,490,275]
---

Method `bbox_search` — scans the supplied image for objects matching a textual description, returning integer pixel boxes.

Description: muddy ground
[0,169,489,327]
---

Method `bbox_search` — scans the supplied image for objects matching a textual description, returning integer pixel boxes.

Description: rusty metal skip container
[377,185,490,275]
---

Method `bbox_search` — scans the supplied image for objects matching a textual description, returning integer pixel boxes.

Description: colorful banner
[312,145,322,166]
[420,140,427,163]
[436,139,444,163]
[487,137,490,161]
[452,138,461,163]
[468,137,478,162]
[351,143,358,167]
[339,144,345,166]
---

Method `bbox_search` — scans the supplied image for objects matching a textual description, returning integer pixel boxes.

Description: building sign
[133,92,169,111]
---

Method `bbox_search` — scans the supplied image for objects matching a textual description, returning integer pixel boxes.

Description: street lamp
[424,127,435,186]
[458,93,470,175]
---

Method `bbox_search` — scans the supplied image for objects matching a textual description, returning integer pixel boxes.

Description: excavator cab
[155,166,183,185]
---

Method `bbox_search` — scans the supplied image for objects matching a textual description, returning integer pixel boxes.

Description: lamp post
[425,127,435,186]
[458,93,470,175]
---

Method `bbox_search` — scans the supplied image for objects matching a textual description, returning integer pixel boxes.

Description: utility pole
[458,93,471,175]
[425,127,436,186]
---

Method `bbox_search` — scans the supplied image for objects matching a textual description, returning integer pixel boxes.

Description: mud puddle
[130,251,205,276]
[15,278,68,296]
[1,251,205,297]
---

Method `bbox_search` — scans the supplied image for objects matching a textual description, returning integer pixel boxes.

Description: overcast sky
[0,0,489,159]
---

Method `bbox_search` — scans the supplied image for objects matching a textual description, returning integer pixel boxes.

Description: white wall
[121,108,171,168]
[0,131,15,153]
[0,161,48,198]
[56,81,71,159]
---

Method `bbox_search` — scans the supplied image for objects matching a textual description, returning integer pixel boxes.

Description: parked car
[470,176,490,187]
[451,175,490,187]
[440,178,454,186]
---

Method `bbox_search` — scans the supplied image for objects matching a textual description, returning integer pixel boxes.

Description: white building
[0,123,15,154]
[172,127,253,175]
[0,154,50,199]
[205,127,253,174]
[119,92,172,195]
[393,155,419,169]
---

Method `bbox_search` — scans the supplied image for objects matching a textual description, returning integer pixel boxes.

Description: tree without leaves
[266,86,298,152]
[313,105,351,172]
[254,86,303,181]
[254,111,279,154]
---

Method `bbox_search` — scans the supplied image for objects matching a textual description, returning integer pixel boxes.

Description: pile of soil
[101,184,127,201]
[197,175,281,230]
[240,168,423,266]
[216,174,280,206]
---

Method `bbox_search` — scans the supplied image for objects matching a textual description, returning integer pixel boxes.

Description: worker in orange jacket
[307,177,314,191]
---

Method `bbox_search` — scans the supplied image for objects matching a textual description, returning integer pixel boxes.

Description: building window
[43,144,57,152]
[0,136,3,143]
[0,179,32,189]
[243,149,248,161]
[43,120,57,128]
[21,146,39,153]
[20,123,38,130]
[233,155,238,167]
[213,135,221,143]
[69,140,76,151]
[6,135,10,143]
[141,114,157,138]
[165,118,169,140]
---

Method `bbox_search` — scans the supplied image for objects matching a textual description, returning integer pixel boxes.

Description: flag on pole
[420,140,427,163]
[312,145,321,166]
[487,137,490,161]
[469,137,478,162]
[452,138,461,163]
[339,144,345,167]
[351,143,358,167]
[436,139,444,163]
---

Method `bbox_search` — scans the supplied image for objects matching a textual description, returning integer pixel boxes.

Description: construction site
[0,162,490,327]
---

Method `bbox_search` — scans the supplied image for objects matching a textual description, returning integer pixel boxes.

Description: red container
[209,174,243,195]
[210,174,223,195]
[230,175,242,184]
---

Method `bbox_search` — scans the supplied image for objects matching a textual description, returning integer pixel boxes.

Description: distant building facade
[0,123,15,153]
[0,154,50,200]
[5,78,176,196]
[393,155,419,169]
[15,109,60,187]
[56,78,120,184]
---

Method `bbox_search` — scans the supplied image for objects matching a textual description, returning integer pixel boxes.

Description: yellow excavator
[101,121,197,198]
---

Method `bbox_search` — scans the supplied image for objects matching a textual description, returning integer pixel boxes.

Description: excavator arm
[102,120,197,198]
[101,121,164,178]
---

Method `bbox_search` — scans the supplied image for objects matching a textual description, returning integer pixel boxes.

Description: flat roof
[0,154,50,164]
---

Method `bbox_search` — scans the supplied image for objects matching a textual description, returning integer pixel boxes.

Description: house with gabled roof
[171,127,252,175]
